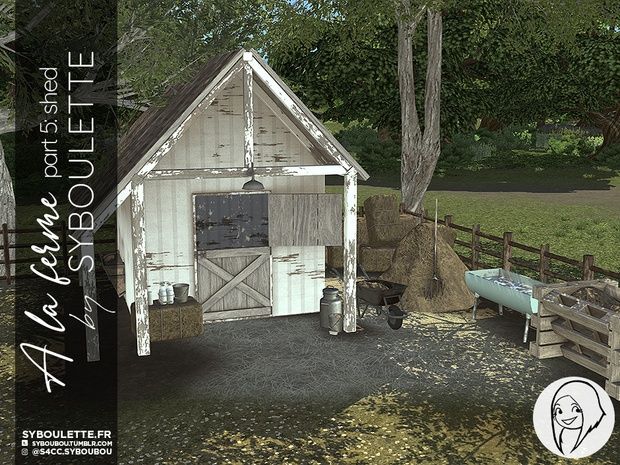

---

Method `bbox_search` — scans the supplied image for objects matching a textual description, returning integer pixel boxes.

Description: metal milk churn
[320,287,343,335]
[166,282,175,304]
[147,286,155,306]
[158,282,168,305]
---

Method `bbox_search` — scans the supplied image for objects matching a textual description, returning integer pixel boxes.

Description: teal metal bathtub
[464,268,543,342]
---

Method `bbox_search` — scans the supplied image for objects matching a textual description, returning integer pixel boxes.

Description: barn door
[197,248,271,320]
[194,193,271,320]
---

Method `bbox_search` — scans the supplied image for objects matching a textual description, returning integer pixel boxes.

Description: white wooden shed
[82,49,369,359]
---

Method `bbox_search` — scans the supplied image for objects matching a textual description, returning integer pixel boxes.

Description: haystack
[381,222,474,313]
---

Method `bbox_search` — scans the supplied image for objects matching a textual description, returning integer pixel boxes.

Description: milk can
[166,282,175,304]
[320,287,343,335]
[158,282,168,305]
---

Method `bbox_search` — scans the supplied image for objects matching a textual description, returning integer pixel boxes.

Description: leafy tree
[267,0,619,208]
[266,0,445,212]
[118,0,269,108]
[0,1,15,278]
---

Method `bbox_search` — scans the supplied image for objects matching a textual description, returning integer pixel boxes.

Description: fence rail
[357,206,620,284]
[0,223,115,285]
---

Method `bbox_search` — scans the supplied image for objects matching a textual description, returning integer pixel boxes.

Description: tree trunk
[480,117,503,132]
[586,105,620,157]
[0,138,15,279]
[399,7,442,213]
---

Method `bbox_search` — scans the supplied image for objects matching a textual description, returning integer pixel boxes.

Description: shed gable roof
[89,48,368,230]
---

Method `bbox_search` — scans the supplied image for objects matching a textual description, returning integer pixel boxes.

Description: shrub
[336,125,401,174]
[439,126,533,170]
[597,143,620,168]
[476,125,532,153]
[547,129,600,157]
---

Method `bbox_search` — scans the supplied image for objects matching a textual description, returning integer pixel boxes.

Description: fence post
[444,215,452,228]
[539,244,549,283]
[502,232,513,272]
[582,254,595,281]
[471,224,480,270]
[61,221,70,275]
[2,223,10,285]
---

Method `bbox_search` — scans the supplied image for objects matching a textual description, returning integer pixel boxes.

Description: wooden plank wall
[271,245,325,316]
[268,194,342,246]
[139,73,326,316]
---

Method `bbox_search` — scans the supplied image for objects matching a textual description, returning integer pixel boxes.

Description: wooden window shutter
[269,194,342,246]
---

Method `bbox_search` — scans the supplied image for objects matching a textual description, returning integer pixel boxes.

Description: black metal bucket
[387,305,406,330]
[173,283,190,303]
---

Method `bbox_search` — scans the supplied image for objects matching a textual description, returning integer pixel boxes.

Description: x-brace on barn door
[197,247,272,321]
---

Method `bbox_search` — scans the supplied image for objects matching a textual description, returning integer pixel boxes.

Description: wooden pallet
[531,280,620,400]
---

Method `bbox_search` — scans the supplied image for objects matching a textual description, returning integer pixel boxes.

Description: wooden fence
[0,223,116,285]
[356,206,620,284]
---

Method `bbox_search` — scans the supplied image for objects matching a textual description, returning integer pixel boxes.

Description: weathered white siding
[117,197,134,307]
[137,72,326,316]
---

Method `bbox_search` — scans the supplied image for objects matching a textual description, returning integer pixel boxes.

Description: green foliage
[0,1,14,109]
[547,129,600,157]
[438,126,602,170]
[476,126,531,153]
[597,143,620,168]
[331,124,607,173]
[335,125,401,174]
[118,0,269,103]
[267,0,620,139]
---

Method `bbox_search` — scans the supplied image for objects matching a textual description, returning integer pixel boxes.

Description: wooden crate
[531,280,620,400]
[131,296,204,342]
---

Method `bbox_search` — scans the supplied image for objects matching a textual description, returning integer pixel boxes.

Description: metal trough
[465,268,543,343]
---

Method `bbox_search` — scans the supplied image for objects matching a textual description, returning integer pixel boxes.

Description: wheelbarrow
[328,265,408,330]
[356,279,408,330]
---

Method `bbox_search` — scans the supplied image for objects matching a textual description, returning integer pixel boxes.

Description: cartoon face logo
[553,395,584,430]
[534,377,615,459]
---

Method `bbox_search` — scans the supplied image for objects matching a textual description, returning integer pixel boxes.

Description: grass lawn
[327,167,620,273]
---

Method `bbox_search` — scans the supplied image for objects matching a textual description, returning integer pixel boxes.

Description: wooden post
[606,313,620,400]
[131,181,150,356]
[81,238,100,362]
[2,223,10,285]
[471,224,480,270]
[61,220,69,275]
[539,244,549,283]
[582,254,595,281]
[444,214,452,228]
[502,232,513,272]
[342,170,357,333]
[242,53,254,168]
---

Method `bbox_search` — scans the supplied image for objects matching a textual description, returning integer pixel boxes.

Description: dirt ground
[114,296,620,465]
[2,279,619,464]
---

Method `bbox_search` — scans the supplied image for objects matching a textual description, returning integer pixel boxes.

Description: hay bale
[360,246,395,273]
[396,215,418,240]
[326,246,344,268]
[358,217,369,246]
[131,297,204,341]
[364,194,401,246]
[326,217,369,269]
[381,222,474,313]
